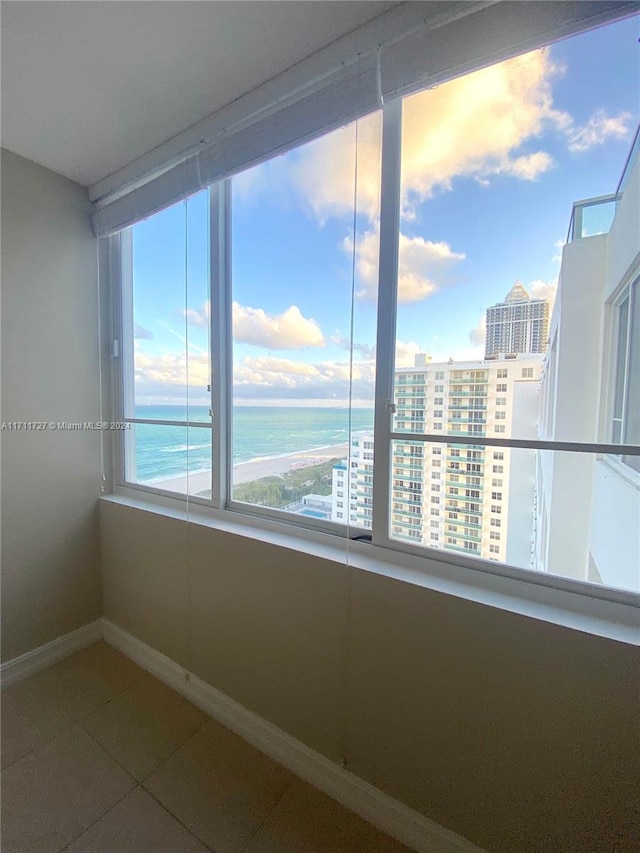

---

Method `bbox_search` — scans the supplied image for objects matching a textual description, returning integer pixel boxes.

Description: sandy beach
[149,443,349,496]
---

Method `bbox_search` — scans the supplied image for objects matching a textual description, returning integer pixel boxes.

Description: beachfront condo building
[485,280,550,358]
[331,355,543,566]
[534,147,640,592]
[392,355,543,564]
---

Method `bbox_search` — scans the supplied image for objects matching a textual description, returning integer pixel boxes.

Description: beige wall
[1,149,103,661]
[100,500,640,853]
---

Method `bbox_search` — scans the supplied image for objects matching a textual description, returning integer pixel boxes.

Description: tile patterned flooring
[1,642,412,852]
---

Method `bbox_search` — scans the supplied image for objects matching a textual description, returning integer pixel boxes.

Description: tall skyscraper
[484,280,549,358]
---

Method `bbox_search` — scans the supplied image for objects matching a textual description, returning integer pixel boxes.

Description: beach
[149,442,349,495]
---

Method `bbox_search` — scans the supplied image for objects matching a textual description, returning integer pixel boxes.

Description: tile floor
[1,642,412,853]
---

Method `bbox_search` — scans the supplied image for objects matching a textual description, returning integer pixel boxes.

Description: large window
[113,18,640,597]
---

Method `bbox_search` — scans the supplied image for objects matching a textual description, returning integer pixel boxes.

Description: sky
[130,15,639,410]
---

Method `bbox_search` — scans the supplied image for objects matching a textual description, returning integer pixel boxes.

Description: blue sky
[131,15,639,408]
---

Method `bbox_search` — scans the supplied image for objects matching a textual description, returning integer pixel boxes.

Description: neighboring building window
[611,278,640,471]
[495,412,506,420]
[493,465,503,473]
[435,371,444,380]
[489,544,500,554]
[496,397,506,406]
[496,383,507,392]
[522,367,534,378]
[491,518,501,527]
[497,369,508,378]
[495,425,506,433]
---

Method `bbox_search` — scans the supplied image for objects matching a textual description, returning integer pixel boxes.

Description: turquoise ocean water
[132,406,373,483]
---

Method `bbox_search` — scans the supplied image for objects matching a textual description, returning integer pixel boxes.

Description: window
[611,277,640,471]
[489,544,500,554]
[113,19,640,600]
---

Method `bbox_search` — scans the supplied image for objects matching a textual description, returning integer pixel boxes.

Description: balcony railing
[566,124,639,243]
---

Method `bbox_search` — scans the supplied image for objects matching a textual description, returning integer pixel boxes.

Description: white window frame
[108,94,640,614]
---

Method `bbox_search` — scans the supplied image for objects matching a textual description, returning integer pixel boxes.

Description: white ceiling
[1,1,399,186]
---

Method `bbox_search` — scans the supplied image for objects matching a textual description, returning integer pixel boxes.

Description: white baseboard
[0,620,104,689]
[102,619,484,853]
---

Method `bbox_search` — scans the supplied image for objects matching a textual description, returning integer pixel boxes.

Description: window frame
[108,93,640,610]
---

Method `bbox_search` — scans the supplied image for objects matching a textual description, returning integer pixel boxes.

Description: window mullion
[210,180,232,509]
[371,98,402,547]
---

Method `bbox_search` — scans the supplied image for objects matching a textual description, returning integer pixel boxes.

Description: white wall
[1,149,103,661]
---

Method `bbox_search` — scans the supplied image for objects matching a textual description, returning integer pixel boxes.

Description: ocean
[132,405,374,483]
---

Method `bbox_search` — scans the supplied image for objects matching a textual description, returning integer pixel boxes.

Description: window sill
[102,489,639,647]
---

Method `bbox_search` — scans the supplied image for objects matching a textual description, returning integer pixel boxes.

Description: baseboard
[102,619,484,853]
[0,619,104,689]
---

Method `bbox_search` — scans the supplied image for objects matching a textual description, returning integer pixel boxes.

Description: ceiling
[1,1,400,187]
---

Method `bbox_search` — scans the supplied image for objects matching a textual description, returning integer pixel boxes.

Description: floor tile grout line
[136,714,212,785]
[141,783,218,853]
[238,779,295,853]
[55,784,143,853]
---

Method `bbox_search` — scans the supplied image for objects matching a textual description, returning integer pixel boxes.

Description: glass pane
[580,199,617,238]
[128,192,211,423]
[391,18,638,446]
[125,423,212,497]
[230,112,381,525]
[389,443,639,594]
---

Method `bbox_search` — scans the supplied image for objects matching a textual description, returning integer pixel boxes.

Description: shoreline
[142,442,350,495]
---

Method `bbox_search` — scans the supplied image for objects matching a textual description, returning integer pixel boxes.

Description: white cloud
[232,302,325,350]
[291,112,383,223]
[529,278,558,313]
[468,315,486,349]
[566,109,633,153]
[184,302,210,328]
[233,353,376,402]
[134,350,209,391]
[330,335,376,360]
[552,239,565,266]
[395,340,422,367]
[290,49,568,223]
[347,229,465,304]
[134,323,154,340]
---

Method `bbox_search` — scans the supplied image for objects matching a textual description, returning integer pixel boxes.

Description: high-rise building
[332,354,543,565]
[484,280,549,358]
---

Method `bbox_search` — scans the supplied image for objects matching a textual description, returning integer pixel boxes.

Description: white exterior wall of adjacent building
[537,153,640,591]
